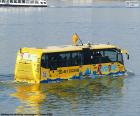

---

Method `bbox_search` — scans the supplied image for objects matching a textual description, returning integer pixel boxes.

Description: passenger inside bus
[92,51,111,64]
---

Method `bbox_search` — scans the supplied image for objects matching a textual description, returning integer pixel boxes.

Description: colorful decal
[96,63,118,75]
[85,68,91,75]
[108,64,111,72]
[58,68,79,74]
[111,64,117,71]
[40,62,125,83]
[101,65,108,72]
[97,64,102,75]
[42,72,47,77]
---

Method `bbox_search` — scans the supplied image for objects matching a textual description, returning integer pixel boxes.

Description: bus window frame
[41,48,124,70]
[41,51,83,70]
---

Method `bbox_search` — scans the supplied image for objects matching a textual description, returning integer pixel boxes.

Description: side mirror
[126,53,129,60]
[121,49,129,60]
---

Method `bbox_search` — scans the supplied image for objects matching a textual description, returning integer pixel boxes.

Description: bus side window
[59,53,66,67]
[92,51,102,64]
[59,52,71,67]
[71,52,76,66]
[71,52,83,66]
[65,53,71,66]
[57,54,62,67]
[77,52,83,65]
[48,54,58,70]
[43,51,83,69]
[104,50,117,62]
[41,54,48,68]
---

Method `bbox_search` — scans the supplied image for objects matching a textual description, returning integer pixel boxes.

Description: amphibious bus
[14,34,129,83]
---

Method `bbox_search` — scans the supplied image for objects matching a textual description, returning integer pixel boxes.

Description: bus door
[82,48,93,75]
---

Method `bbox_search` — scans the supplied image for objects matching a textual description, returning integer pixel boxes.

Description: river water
[0,0,140,115]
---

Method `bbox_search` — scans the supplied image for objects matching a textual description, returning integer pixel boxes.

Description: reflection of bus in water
[14,34,129,83]
[11,77,124,113]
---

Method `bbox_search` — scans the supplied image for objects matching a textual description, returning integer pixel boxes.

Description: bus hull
[15,60,126,84]
[40,62,126,83]
[15,44,128,84]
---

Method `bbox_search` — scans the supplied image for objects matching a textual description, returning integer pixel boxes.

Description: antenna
[75,33,83,45]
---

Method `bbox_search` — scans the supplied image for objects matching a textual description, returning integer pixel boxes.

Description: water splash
[126,69,135,77]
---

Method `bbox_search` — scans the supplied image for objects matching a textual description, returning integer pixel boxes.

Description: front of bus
[89,45,129,77]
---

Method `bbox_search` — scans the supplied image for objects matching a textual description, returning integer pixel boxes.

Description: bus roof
[44,44,120,53]
[20,43,120,54]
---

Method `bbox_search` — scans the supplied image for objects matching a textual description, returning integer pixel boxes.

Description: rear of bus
[14,48,42,83]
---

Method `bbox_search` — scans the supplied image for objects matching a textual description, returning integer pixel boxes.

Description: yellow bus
[15,34,129,83]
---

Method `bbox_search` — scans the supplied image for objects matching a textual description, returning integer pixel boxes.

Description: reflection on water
[11,84,46,113]
[11,77,124,114]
